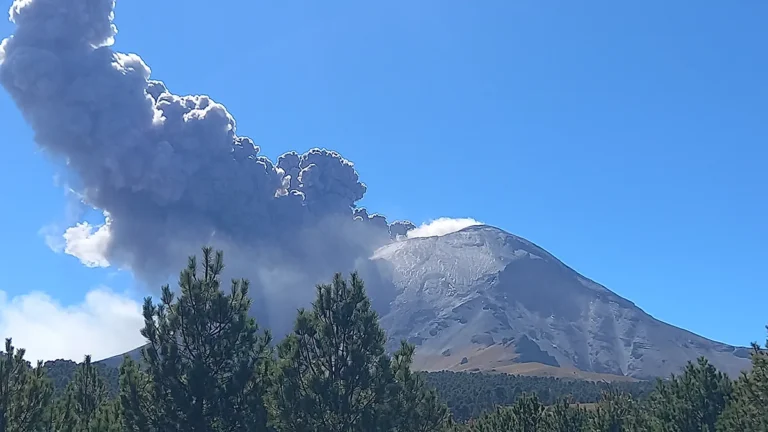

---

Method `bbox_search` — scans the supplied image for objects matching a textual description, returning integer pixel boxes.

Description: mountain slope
[372,225,750,379]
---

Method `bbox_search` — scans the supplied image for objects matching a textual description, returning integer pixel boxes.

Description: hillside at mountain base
[372,225,750,379]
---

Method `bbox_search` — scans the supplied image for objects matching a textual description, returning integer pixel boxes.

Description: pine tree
[86,400,122,432]
[271,272,395,432]
[446,394,546,432]
[590,389,648,432]
[0,338,53,432]
[390,341,450,431]
[546,399,589,432]
[71,355,111,428]
[132,247,273,432]
[717,329,768,431]
[463,405,518,431]
[49,355,116,432]
[118,357,153,432]
[510,394,547,431]
[647,357,732,432]
[51,391,78,432]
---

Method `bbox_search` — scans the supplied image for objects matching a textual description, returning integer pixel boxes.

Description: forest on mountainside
[422,371,654,422]
[39,359,655,423]
[1,247,766,431]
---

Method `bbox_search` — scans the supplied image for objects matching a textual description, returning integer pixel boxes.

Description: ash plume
[0,0,413,335]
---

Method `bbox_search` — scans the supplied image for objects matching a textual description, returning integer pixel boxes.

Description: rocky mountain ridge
[372,225,750,379]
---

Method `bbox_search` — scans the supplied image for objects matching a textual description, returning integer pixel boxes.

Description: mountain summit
[372,225,750,379]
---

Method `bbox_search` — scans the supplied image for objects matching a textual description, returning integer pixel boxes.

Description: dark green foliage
[546,399,589,431]
[422,370,653,422]
[390,341,450,431]
[507,394,547,431]
[117,357,152,432]
[717,332,768,431]
[41,361,78,398]
[50,391,78,432]
[0,338,53,432]
[447,394,548,431]
[86,400,122,432]
[590,390,649,432]
[647,357,732,432]
[49,359,657,426]
[133,247,273,432]
[45,354,117,432]
[271,272,396,432]
[70,355,111,427]
[43,360,119,398]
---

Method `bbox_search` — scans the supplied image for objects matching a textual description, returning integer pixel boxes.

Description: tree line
[40,364,656,424]
[422,371,654,422]
[0,247,766,431]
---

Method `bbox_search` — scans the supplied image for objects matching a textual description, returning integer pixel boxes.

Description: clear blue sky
[0,0,765,354]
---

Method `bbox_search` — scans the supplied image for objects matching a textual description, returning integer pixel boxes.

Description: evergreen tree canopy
[271,272,396,432]
[546,399,589,432]
[135,247,273,432]
[717,331,768,432]
[589,390,649,432]
[390,340,450,432]
[0,338,52,432]
[647,357,732,432]
[69,356,111,427]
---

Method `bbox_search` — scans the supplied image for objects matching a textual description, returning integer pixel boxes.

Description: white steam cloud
[62,221,112,268]
[0,288,144,362]
[406,218,483,239]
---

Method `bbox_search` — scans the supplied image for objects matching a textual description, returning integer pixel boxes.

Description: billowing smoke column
[0,0,414,335]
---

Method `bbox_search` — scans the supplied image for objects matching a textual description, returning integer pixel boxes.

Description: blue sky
[0,0,765,360]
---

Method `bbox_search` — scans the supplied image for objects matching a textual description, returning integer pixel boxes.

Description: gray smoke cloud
[0,0,414,335]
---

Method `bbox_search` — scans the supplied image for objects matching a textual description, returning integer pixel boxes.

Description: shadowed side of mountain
[96,345,145,369]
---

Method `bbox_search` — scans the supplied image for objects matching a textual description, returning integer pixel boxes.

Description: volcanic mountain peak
[373,225,750,379]
[373,225,612,305]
